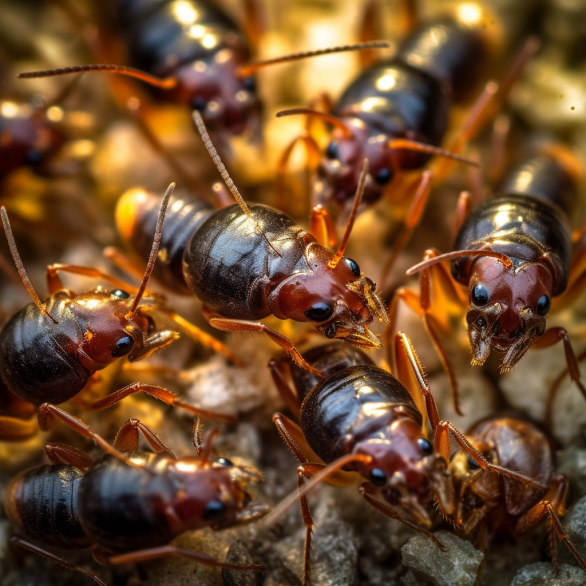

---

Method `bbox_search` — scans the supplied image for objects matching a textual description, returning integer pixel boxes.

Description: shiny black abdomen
[130,190,213,294]
[301,365,421,463]
[395,19,486,101]
[452,155,574,293]
[115,0,247,76]
[291,342,375,403]
[7,465,91,548]
[183,204,310,319]
[0,293,88,405]
[335,61,449,168]
[78,456,176,552]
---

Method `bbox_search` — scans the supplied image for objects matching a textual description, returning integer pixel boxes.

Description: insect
[5,415,270,585]
[268,333,545,585]
[450,415,586,573]
[275,8,519,216]
[393,148,586,414]
[112,111,389,375]
[0,182,238,442]
[16,0,388,150]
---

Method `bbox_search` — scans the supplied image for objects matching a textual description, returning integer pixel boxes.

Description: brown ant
[0,183,238,442]
[267,333,548,585]
[450,415,586,574]
[391,147,586,414]
[5,415,270,585]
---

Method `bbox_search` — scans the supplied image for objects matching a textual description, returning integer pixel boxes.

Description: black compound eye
[192,96,208,111]
[111,289,130,300]
[467,455,481,470]
[203,499,226,520]
[217,457,233,467]
[111,335,134,358]
[418,437,433,455]
[242,76,256,92]
[369,468,387,486]
[24,149,43,164]
[374,167,393,185]
[326,141,339,159]
[471,283,489,306]
[304,302,333,322]
[536,294,551,316]
[345,257,360,276]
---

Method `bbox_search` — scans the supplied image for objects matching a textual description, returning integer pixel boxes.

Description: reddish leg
[85,382,237,425]
[204,308,321,376]
[102,247,145,282]
[379,170,432,288]
[531,327,586,402]
[105,544,263,571]
[46,264,138,295]
[113,418,175,458]
[516,475,586,573]
[453,191,473,238]
[44,442,94,470]
[269,359,302,416]
[36,404,135,466]
[10,537,109,586]
[360,485,446,549]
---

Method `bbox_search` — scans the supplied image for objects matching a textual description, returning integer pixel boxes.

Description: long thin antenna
[1,207,57,323]
[18,64,177,89]
[276,108,353,137]
[388,139,480,167]
[127,182,175,315]
[236,41,390,77]
[329,158,368,269]
[406,249,513,276]
[192,110,281,256]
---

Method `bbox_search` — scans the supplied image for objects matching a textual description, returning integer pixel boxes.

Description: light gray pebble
[511,562,586,586]
[401,530,483,586]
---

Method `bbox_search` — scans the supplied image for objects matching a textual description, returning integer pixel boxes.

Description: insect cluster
[1,1,586,585]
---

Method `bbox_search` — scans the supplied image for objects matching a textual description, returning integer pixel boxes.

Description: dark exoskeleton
[399,148,586,413]
[114,114,389,374]
[0,184,236,443]
[269,335,546,585]
[17,0,388,148]
[5,417,270,586]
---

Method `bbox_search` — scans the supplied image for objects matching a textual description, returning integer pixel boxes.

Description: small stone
[401,530,483,586]
[511,562,586,586]
[221,540,261,586]
[558,448,586,499]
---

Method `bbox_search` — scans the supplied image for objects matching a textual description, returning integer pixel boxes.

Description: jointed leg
[46,264,138,295]
[113,418,175,458]
[516,475,586,573]
[360,485,446,550]
[269,359,302,416]
[10,537,109,586]
[105,545,263,571]
[380,171,432,288]
[44,442,94,470]
[453,191,472,238]
[85,382,237,424]
[204,309,321,376]
[310,205,338,248]
[532,327,586,402]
